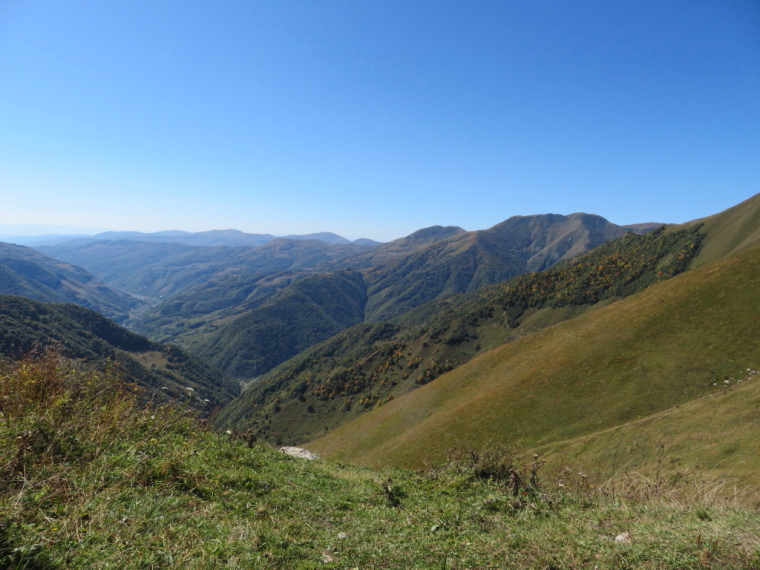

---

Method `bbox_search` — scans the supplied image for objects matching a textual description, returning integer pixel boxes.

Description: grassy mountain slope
[689,192,760,266]
[190,271,368,379]
[534,366,760,491]
[218,224,703,443]
[0,241,140,322]
[305,242,760,471]
[0,295,239,410]
[3,355,758,568]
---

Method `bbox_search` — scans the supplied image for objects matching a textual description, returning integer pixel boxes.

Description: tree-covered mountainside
[0,295,239,410]
[0,241,140,322]
[217,224,703,444]
[132,271,307,343]
[189,271,368,379]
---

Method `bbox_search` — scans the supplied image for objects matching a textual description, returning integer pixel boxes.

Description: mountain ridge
[129,212,659,380]
[215,223,703,442]
[0,241,141,322]
[39,238,370,299]
[31,229,375,249]
[357,212,662,322]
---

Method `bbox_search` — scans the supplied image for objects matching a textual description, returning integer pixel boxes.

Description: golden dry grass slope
[534,367,760,497]
[306,238,760,491]
[690,191,760,265]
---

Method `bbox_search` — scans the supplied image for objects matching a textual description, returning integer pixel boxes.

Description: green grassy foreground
[1,354,758,569]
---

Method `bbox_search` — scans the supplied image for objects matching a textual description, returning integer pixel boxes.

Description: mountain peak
[407,225,466,241]
[281,232,351,245]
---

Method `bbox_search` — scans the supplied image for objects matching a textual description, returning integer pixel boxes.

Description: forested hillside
[0,295,239,410]
[190,271,369,378]
[133,271,307,342]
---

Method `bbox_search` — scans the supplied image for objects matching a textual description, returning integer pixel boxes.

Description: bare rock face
[279,446,319,460]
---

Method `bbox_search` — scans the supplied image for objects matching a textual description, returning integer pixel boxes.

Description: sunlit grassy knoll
[689,192,760,267]
[1,352,758,568]
[534,367,760,501]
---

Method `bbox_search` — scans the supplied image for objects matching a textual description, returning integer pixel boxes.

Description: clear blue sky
[1,0,758,241]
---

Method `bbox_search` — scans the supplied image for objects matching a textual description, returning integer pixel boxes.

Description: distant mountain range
[49,211,659,381]
[187,213,661,380]
[8,229,378,248]
[37,237,373,299]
